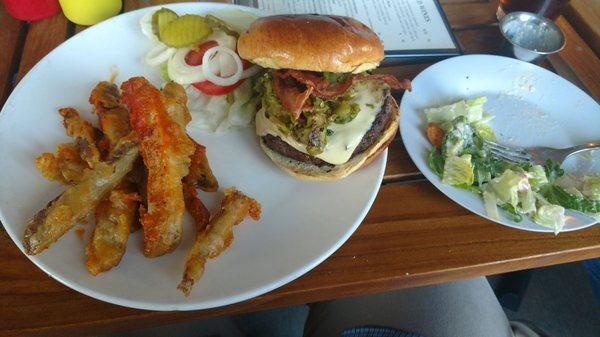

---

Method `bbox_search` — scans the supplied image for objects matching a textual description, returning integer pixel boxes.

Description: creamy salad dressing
[256,81,386,165]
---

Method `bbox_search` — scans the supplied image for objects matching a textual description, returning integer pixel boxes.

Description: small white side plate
[400,54,599,232]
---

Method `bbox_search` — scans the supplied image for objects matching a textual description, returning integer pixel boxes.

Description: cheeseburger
[237,15,411,180]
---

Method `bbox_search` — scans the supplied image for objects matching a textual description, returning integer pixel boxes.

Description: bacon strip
[275,70,412,101]
[272,76,314,120]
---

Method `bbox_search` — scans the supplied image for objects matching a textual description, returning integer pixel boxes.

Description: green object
[333,101,360,124]
[527,164,549,190]
[582,176,600,200]
[152,8,178,37]
[473,121,496,141]
[499,203,523,222]
[487,169,526,208]
[542,185,600,214]
[427,148,445,177]
[205,14,240,38]
[441,117,474,157]
[255,72,366,155]
[442,154,474,186]
[159,63,170,82]
[323,72,351,84]
[158,14,213,48]
[519,187,536,213]
[424,96,487,125]
[483,190,500,220]
[533,204,565,232]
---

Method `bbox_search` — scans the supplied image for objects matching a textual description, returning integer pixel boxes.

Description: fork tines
[483,140,532,164]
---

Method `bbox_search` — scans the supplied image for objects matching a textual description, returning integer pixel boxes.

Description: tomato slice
[185,40,218,66]
[192,79,245,95]
[185,40,251,96]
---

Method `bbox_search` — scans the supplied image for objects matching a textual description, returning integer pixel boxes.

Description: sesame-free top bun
[237,14,385,73]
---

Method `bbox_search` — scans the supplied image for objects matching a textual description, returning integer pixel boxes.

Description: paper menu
[249,0,458,53]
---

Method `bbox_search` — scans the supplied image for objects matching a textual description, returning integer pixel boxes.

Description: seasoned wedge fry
[178,188,261,296]
[187,143,218,192]
[89,80,142,232]
[86,186,139,275]
[121,77,195,257]
[59,108,102,168]
[23,135,139,255]
[183,183,210,232]
[89,81,132,154]
[162,82,218,192]
[35,143,88,184]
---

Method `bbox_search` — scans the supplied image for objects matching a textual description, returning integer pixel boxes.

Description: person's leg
[304,277,513,337]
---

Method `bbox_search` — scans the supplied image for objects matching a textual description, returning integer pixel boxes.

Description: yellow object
[59,0,122,26]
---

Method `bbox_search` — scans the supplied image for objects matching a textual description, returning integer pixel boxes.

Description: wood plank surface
[15,13,69,83]
[2,181,598,337]
[0,6,24,105]
[549,17,600,102]
[564,0,600,56]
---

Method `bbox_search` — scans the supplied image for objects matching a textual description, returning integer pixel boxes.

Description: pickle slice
[205,14,239,38]
[159,14,213,48]
[152,8,178,36]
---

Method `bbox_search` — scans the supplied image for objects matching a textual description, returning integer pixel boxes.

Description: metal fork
[483,140,600,164]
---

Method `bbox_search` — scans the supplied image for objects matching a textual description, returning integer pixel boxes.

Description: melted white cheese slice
[256,81,386,165]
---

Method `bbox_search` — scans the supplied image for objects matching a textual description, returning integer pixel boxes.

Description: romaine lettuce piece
[428,148,445,177]
[527,165,548,190]
[441,118,474,157]
[533,204,565,234]
[424,96,487,124]
[483,190,500,220]
[582,175,600,201]
[473,122,496,141]
[487,169,529,208]
[442,154,474,186]
[519,188,536,214]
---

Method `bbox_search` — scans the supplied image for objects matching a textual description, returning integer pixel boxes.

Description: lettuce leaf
[582,176,600,201]
[442,154,474,186]
[428,148,445,177]
[527,164,549,190]
[424,96,487,124]
[487,169,529,208]
[541,184,600,214]
[533,204,566,234]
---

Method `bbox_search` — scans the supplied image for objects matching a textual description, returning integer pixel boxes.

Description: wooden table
[1,1,599,336]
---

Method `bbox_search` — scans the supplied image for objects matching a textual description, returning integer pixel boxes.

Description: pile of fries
[23,77,260,296]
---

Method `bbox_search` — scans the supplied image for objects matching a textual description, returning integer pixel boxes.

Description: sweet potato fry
[23,135,139,255]
[86,185,139,275]
[121,77,195,257]
[178,188,261,296]
[427,122,445,148]
[59,108,102,168]
[35,143,88,184]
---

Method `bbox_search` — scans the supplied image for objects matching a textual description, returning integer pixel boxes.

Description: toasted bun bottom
[259,98,399,181]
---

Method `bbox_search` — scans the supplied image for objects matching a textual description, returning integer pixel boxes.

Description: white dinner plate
[400,54,599,233]
[0,3,386,310]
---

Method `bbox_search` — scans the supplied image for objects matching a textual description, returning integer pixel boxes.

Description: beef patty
[262,93,394,167]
